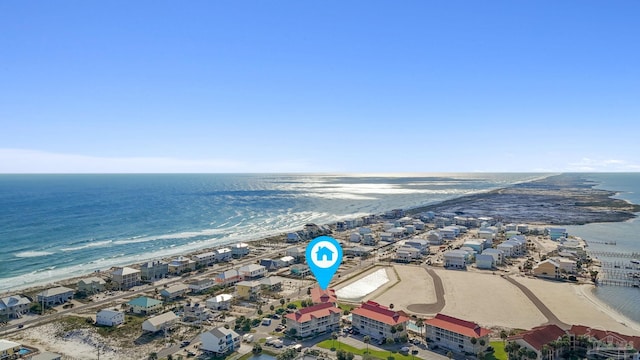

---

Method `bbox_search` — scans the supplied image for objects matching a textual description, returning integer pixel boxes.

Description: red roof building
[425,313,491,354]
[507,324,566,358]
[310,287,337,305]
[351,301,409,341]
[570,325,640,356]
[284,302,341,338]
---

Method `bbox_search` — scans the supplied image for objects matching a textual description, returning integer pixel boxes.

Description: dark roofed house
[570,325,640,359]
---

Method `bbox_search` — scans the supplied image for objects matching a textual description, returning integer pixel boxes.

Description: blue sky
[1,1,639,173]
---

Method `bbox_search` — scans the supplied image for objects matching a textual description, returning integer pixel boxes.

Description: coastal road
[504,275,569,329]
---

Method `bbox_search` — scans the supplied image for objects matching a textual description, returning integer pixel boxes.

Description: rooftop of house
[426,313,491,339]
[310,287,337,304]
[111,267,140,276]
[145,311,178,327]
[127,296,162,308]
[78,276,106,285]
[285,302,341,323]
[351,301,409,326]
[507,324,566,351]
[37,286,74,297]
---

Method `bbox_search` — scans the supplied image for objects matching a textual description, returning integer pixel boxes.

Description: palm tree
[415,318,424,342]
[479,338,486,350]
[446,351,453,359]
[500,330,508,344]
[332,332,338,350]
[280,298,286,307]
[470,337,477,354]
[364,336,371,354]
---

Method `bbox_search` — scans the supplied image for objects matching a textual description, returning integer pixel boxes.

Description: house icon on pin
[316,246,334,262]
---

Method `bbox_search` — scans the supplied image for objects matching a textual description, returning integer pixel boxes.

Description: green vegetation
[317,340,413,360]
[483,341,507,360]
[337,303,355,313]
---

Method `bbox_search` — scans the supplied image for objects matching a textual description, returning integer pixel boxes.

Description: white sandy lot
[513,276,640,336]
[336,267,395,302]
[373,265,437,308]
[436,269,548,329]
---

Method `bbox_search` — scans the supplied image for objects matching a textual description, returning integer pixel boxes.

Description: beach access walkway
[503,275,569,329]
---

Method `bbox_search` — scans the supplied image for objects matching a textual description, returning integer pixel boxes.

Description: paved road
[504,275,569,329]
[406,267,446,315]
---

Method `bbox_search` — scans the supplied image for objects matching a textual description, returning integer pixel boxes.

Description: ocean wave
[60,240,113,252]
[14,251,55,258]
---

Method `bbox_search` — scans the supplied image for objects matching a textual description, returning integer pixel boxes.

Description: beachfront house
[0,295,31,319]
[231,243,250,258]
[532,259,561,279]
[396,245,422,263]
[127,296,162,315]
[168,256,196,274]
[475,254,495,270]
[310,287,337,305]
[425,313,490,354]
[215,248,233,262]
[206,294,233,310]
[215,269,242,286]
[507,324,566,359]
[142,311,178,333]
[36,286,74,307]
[517,224,529,234]
[193,251,217,267]
[290,264,310,277]
[238,264,267,279]
[201,327,242,356]
[140,261,169,281]
[443,250,469,269]
[260,258,280,271]
[351,301,409,341]
[160,283,189,300]
[235,281,261,300]
[77,277,106,294]
[350,232,362,243]
[285,302,341,338]
[0,339,21,359]
[551,257,577,274]
[111,267,141,290]
[362,233,377,246]
[287,232,302,243]
[188,278,215,293]
[96,309,124,327]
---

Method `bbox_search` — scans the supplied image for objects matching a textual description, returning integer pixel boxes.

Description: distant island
[409,173,640,225]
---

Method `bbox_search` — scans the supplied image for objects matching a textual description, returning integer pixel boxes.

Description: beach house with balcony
[215,269,241,286]
[547,227,568,241]
[201,327,242,356]
[206,294,233,310]
[160,284,189,300]
[396,245,422,262]
[532,259,561,279]
[215,248,233,262]
[425,313,490,354]
[127,296,162,315]
[193,252,217,267]
[0,295,31,319]
[351,301,409,341]
[290,264,310,277]
[142,311,178,333]
[168,256,196,274]
[475,254,495,270]
[238,264,267,280]
[443,250,469,269]
[404,239,430,254]
[111,267,141,290]
[96,309,124,327]
[482,248,504,265]
[36,287,74,307]
[77,277,106,294]
[285,302,341,338]
[427,231,443,245]
[0,339,21,360]
[140,261,168,281]
[188,278,215,293]
[235,281,261,300]
[231,243,250,258]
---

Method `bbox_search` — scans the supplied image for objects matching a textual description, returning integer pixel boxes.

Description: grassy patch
[317,340,413,360]
[96,314,146,338]
[337,303,355,313]
[485,341,507,360]
[58,315,93,333]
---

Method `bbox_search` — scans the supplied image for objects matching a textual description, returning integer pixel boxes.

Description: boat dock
[588,251,640,259]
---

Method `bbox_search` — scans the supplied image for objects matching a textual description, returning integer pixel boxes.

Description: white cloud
[0,149,327,173]
[566,157,640,172]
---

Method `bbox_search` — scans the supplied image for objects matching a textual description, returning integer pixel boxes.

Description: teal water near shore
[565,173,640,324]
[0,173,540,292]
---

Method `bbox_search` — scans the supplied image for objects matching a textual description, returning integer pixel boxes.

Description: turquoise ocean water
[0,173,540,292]
[0,173,637,323]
